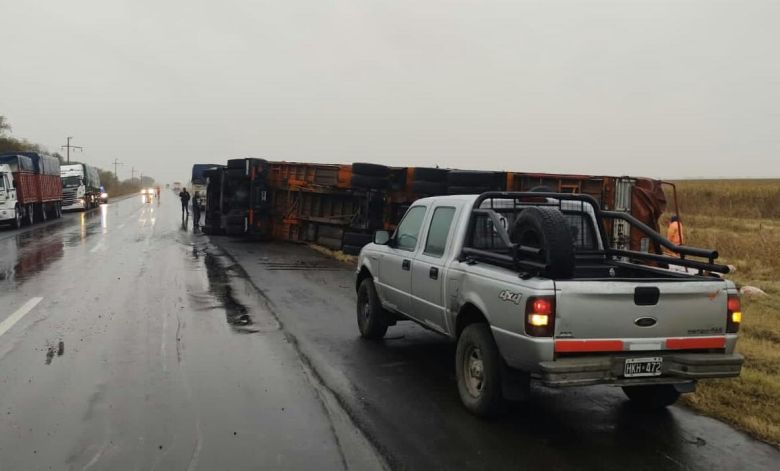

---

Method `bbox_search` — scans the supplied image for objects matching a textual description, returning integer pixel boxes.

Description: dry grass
[667,180,780,446]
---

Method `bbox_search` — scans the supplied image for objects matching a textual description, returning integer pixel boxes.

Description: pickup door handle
[402,259,411,271]
[429,267,439,280]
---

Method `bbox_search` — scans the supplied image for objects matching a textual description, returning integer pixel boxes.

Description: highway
[0,193,777,470]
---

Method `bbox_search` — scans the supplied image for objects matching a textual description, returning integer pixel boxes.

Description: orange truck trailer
[201,159,673,256]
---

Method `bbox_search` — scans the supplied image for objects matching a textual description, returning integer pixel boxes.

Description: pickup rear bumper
[538,353,743,388]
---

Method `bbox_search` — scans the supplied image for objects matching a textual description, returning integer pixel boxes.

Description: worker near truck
[192,191,202,229]
[664,215,684,256]
[179,188,190,217]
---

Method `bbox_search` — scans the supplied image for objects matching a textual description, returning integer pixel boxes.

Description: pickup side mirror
[374,230,391,245]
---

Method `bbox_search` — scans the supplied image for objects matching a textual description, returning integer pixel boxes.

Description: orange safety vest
[667,221,684,246]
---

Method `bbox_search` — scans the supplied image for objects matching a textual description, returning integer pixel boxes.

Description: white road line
[0,297,43,338]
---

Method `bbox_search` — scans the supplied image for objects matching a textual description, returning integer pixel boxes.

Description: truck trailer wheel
[356,278,389,339]
[412,167,448,182]
[351,174,388,190]
[456,323,505,417]
[352,162,390,177]
[26,205,34,225]
[411,180,447,195]
[622,384,681,409]
[447,170,502,187]
[510,206,575,279]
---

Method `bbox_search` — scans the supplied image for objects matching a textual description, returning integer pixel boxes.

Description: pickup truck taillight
[727,294,742,333]
[525,296,555,337]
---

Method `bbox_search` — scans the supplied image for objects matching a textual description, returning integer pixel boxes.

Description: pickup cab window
[423,207,455,257]
[394,206,427,251]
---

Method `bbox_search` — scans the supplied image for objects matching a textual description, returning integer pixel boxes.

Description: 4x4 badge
[499,290,523,305]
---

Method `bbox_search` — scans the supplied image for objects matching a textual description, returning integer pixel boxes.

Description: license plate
[624,357,663,378]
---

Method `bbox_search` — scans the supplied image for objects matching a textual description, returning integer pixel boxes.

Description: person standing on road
[179,188,190,217]
[192,191,202,229]
[156,186,161,199]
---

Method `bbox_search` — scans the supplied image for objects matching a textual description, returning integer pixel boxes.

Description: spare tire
[412,180,447,195]
[510,207,574,279]
[351,174,388,189]
[352,163,390,177]
[447,170,502,187]
[413,167,448,182]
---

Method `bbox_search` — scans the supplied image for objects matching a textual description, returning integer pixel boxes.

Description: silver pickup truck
[355,192,743,417]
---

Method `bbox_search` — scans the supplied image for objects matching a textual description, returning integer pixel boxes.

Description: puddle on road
[188,242,280,334]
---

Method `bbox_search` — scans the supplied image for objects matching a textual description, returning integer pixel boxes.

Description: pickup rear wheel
[356,278,389,339]
[622,384,681,409]
[456,324,504,417]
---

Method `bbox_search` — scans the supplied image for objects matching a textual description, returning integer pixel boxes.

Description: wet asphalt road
[0,195,778,471]
[212,240,780,471]
[0,195,382,470]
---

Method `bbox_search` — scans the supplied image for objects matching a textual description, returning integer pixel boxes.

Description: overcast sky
[1,0,778,183]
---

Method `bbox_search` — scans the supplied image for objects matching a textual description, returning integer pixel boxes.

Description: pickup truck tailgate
[554,280,729,346]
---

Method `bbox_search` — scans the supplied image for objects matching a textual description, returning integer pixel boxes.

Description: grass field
[665,180,780,446]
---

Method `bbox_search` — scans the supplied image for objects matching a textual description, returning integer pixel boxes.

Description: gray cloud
[1,0,778,183]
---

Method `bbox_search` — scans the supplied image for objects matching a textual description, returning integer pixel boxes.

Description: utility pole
[60,136,83,164]
[131,167,137,182]
[112,158,124,180]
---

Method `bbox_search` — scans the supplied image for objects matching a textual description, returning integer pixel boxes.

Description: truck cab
[0,164,22,227]
[61,164,101,211]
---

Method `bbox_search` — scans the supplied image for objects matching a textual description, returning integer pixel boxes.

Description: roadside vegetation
[665,179,780,446]
[1,114,154,197]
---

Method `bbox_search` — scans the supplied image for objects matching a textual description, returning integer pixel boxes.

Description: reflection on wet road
[0,195,379,470]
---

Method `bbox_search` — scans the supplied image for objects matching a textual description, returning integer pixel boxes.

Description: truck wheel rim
[358,291,370,325]
[464,346,484,397]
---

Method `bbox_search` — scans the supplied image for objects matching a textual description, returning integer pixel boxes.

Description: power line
[61,136,83,164]
[112,158,124,179]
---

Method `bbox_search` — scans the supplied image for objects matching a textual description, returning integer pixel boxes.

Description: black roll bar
[462,191,729,275]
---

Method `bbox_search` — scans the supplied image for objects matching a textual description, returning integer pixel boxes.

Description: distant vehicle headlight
[101,192,108,198]
[141,189,147,194]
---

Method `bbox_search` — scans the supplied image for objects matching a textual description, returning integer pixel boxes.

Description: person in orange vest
[664,215,684,256]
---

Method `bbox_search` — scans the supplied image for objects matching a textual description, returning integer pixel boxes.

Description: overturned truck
[198,159,673,255]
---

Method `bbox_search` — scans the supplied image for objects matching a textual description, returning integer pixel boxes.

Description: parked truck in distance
[0,153,63,228]
[61,163,102,211]
[355,192,743,417]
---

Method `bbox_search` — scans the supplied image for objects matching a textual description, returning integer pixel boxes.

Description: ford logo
[635,317,657,327]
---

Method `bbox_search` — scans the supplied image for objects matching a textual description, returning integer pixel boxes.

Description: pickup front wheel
[622,384,681,409]
[356,278,389,339]
[456,324,504,417]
